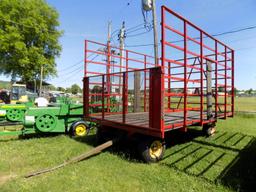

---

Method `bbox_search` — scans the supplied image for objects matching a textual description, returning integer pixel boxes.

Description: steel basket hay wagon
[83,6,234,163]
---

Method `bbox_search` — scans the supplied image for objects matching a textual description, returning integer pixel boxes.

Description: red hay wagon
[83,6,234,162]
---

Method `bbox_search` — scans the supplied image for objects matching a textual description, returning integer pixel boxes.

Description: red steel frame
[83,6,234,139]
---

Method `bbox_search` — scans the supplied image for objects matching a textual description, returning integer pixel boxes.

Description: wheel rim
[149,141,163,159]
[6,109,22,121]
[75,124,87,136]
[36,114,56,132]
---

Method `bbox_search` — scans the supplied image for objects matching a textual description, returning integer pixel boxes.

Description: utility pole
[107,21,112,44]
[106,21,112,112]
[39,64,44,97]
[142,0,158,65]
[151,0,158,65]
[118,21,126,73]
[118,22,126,104]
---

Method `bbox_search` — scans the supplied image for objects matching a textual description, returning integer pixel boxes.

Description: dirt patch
[0,174,16,186]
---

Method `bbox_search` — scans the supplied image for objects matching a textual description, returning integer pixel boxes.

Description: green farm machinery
[0,102,33,123]
[0,99,94,138]
[0,95,118,138]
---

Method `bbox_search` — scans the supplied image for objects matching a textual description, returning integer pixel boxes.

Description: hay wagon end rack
[83,6,234,163]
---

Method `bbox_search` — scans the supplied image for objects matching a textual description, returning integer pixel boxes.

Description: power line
[212,25,256,37]
[126,30,151,38]
[54,55,99,83]
[58,52,95,73]
[126,24,256,48]
[58,60,83,73]
[111,23,145,41]
[126,23,145,32]
[236,46,256,51]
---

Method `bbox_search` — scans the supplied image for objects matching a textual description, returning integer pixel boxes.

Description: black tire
[70,120,89,137]
[138,138,166,163]
[203,124,216,137]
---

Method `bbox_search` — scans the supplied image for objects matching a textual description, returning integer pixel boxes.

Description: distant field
[234,97,256,112]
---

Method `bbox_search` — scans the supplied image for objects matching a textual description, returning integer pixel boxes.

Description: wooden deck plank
[100,111,207,128]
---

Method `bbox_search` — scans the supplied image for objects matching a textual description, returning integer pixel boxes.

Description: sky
[1,0,256,90]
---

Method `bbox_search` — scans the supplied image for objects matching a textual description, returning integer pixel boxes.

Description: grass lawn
[0,98,255,191]
[234,97,256,112]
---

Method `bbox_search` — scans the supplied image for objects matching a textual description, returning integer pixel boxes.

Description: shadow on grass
[72,134,97,147]
[161,129,256,192]
[70,126,256,192]
[218,137,256,192]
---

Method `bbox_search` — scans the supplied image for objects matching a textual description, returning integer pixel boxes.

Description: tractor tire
[138,138,166,163]
[70,120,89,137]
[203,124,216,137]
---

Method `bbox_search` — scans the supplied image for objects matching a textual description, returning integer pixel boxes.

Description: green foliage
[0,81,11,89]
[233,87,238,95]
[57,86,65,92]
[70,84,81,95]
[245,88,253,95]
[0,0,63,82]
[218,86,225,92]
[48,85,56,91]
[65,87,71,93]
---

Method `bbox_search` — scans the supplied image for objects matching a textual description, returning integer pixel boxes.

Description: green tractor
[0,83,36,123]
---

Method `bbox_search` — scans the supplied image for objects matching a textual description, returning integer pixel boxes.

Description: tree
[234,87,238,96]
[57,87,65,92]
[246,88,253,95]
[70,84,82,95]
[48,84,56,91]
[218,86,225,92]
[0,0,63,82]
[65,87,71,93]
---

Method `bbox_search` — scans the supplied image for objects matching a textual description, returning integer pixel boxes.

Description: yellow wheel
[71,121,89,137]
[75,124,87,136]
[149,141,164,159]
[203,123,216,137]
[138,139,165,163]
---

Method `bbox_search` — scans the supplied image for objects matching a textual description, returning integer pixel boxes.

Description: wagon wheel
[203,123,216,136]
[138,139,166,163]
[35,114,57,132]
[6,109,23,122]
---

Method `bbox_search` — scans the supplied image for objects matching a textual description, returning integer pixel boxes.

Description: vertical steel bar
[200,31,204,125]
[224,46,227,119]
[161,6,166,133]
[122,72,126,123]
[168,62,171,109]
[83,77,89,117]
[106,42,111,113]
[149,68,162,135]
[206,60,213,120]
[183,21,187,130]
[102,75,105,119]
[144,55,147,112]
[125,50,129,113]
[215,41,218,119]
[84,40,88,77]
[231,50,235,117]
